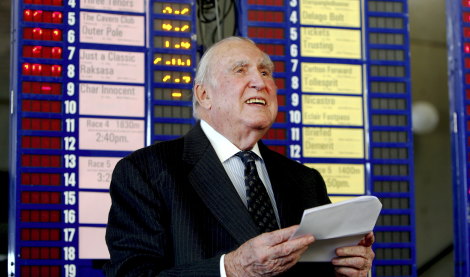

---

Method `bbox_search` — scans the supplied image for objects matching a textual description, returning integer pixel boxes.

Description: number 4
[290,11,298,24]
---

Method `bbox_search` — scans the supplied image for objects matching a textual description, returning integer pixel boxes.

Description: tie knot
[236,151,257,165]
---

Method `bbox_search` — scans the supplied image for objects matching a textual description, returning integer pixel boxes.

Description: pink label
[79,191,111,224]
[79,156,120,189]
[80,12,145,46]
[79,49,144,83]
[79,227,110,259]
[79,118,145,151]
[79,83,145,117]
[80,0,145,13]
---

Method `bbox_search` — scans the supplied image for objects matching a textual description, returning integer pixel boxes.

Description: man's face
[202,40,278,138]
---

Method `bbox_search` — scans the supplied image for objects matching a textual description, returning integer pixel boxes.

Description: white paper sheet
[290,195,382,262]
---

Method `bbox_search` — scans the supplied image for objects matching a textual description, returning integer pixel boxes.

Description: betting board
[240,0,416,276]
[9,0,415,276]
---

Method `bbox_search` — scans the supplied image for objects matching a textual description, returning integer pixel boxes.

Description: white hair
[192,37,273,119]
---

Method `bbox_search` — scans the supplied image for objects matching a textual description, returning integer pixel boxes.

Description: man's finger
[336,245,371,258]
[268,235,314,260]
[359,232,375,247]
[334,266,368,277]
[261,225,301,245]
[332,256,370,270]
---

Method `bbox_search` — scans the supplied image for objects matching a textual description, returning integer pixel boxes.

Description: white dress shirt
[200,120,280,276]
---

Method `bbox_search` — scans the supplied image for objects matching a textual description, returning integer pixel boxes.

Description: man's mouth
[245,98,266,105]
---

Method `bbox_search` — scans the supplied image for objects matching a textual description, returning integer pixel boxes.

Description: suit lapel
[183,123,259,245]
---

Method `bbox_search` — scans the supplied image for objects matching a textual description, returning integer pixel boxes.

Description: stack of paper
[290,196,382,262]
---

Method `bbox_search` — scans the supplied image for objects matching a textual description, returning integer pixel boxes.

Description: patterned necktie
[236,151,278,233]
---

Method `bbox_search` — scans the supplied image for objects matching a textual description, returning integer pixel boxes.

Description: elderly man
[105,36,374,276]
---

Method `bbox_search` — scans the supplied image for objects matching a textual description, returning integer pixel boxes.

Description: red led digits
[24,10,63,23]
[24,9,33,21]
[22,63,62,77]
[275,78,285,89]
[21,191,61,204]
[277,94,285,105]
[32,63,42,75]
[24,28,62,41]
[22,118,62,131]
[32,10,43,22]
[273,61,285,72]
[21,265,61,277]
[52,11,62,23]
[267,145,286,155]
[24,0,63,5]
[22,136,61,149]
[257,43,284,56]
[51,65,62,76]
[22,100,62,113]
[465,27,470,38]
[248,10,284,22]
[264,128,287,140]
[31,46,42,57]
[464,0,470,8]
[22,82,62,94]
[21,210,61,222]
[247,0,283,6]
[21,173,61,186]
[276,111,286,123]
[21,154,61,167]
[52,29,61,41]
[32,28,43,40]
[21,247,60,259]
[23,46,62,59]
[51,47,62,58]
[22,63,31,75]
[464,12,470,22]
[21,228,61,241]
[248,27,284,39]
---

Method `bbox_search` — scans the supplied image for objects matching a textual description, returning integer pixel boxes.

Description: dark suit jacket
[104,123,334,276]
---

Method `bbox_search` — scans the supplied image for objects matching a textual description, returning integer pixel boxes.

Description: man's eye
[261,71,271,76]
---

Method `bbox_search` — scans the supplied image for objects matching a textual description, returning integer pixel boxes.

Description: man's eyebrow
[231,60,248,70]
[259,61,274,72]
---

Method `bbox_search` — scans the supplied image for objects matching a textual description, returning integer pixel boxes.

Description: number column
[64,0,78,274]
[287,0,301,161]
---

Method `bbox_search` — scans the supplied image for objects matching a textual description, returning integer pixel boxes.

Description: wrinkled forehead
[213,41,273,70]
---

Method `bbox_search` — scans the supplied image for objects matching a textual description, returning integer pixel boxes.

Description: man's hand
[332,232,375,277]
[224,225,314,277]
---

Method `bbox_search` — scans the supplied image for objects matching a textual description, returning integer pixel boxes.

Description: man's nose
[249,71,267,91]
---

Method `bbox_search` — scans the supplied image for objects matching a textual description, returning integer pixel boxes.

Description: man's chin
[245,121,274,133]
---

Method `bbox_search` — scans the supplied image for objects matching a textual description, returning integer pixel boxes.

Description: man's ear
[194,84,211,110]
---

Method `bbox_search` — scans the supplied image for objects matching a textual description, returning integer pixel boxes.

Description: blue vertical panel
[448,0,470,276]
[240,0,416,276]
[365,1,416,276]
[10,0,81,275]
[9,0,199,275]
[151,0,197,143]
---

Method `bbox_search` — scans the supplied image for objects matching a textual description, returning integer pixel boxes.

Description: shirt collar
[200,120,262,163]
